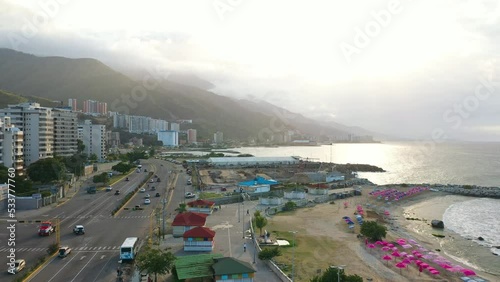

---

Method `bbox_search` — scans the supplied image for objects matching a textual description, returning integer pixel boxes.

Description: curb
[23,252,58,282]
[113,168,156,217]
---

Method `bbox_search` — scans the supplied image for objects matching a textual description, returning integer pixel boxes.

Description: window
[221,275,228,280]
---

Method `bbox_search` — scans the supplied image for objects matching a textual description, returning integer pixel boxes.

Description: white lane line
[71,252,98,282]
[92,254,113,282]
[80,256,86,261]
[47,252,80,282]
[227,223,232,257]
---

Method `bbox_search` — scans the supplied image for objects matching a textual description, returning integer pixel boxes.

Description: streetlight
[289,231,298,281]
[330,265,346,282]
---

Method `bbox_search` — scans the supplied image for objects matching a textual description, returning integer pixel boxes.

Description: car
[150,186,156,190]
[73,225,85,235]
[125,177,129,181]
[106,186,112,191]
[145,194,150,198]
[115,190,120,195]
[185,192,195,199]
[150,179,154,183]
[144,199,151,204]
[157,178,161,182]
[144,169,147,172]
[8,259,25,274]
[155,192,160,197]
[187,180,192,185]
[58,246,72,258]
[154,174,158,178]
[38,221,55,236]
[134,205,143,210]
[139,188,146,193]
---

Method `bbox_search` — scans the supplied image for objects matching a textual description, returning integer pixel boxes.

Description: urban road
[0,158,181,282]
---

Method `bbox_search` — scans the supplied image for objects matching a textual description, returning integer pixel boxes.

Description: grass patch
[199,192,221,199]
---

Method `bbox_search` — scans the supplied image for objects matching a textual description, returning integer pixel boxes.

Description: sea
[232,142,500,276]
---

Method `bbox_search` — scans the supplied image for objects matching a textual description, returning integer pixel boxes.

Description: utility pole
[162,199,167,240]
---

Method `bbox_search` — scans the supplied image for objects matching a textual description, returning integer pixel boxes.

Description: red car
[38,222,55,236]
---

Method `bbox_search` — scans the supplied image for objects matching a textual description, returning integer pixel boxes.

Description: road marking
[92,253,114,282]
[80,256,86,260]
[47,251,79,282]
[83,247,88,250]
[100,255,105,259]
[98,247,102,250]
[71,252,98,282]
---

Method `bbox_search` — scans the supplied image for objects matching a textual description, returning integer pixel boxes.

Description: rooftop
[174,253,224,280]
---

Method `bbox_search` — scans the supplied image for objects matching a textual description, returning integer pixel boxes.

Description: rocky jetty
[429,185,500,198]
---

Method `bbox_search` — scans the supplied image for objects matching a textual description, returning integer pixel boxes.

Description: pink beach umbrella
[391,247,398,251]
[382,246,391,252]
[391,251,401,258]
[381,241,389,246]
[415,260,423,265]
[402,244,413,249]
[420,263,430,269]
[430,270,440,275]
[401,258,411,265]
[367,244,376,252]
[387,243,394,248]
[395,262,406,274]
[382,255,392,265]
[375,241,384,245]
[461,269,476,276]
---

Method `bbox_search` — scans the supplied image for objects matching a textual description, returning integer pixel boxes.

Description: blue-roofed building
[238,176,279,194]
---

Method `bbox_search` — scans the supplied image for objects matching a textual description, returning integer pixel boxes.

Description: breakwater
[432,185,500,198]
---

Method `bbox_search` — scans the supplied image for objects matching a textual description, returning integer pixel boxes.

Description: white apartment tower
[53,107,78,157]
[214,131,224,144]
[0,102,54,165]
[79,120,106,162]
[1,117,24,175]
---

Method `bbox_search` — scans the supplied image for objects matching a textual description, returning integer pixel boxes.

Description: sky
[1,0,500,141]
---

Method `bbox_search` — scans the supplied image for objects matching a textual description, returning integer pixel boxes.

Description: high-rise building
[1,117,24,175]
[79,120,106,161]
[83,100,107,115]
[170,122,180,132]
[53,107,78,157]
[157,130,178,147]
[187,129,197,144]
[0,102,54,165]
[214,131,224,144]
[68,98,77,111]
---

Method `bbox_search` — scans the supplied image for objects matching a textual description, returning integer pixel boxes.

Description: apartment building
[53,107,78,157]
[79,120,106,161]
[1,117,24,175]
[187,129,197,144]
[0,102,54,165]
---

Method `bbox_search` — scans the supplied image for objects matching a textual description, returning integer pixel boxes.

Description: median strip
[112,172,154,217]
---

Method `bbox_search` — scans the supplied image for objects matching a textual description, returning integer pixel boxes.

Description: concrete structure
[171,212,208,237]
[326,172,345,182]
[213,131,224,144]
[187,199,216,214]
[106,131,120,148]
[183,226,216,252]
[284,190,306,199]
[0,102,54,165]
[170,122,180,132]
[240,184,270,194]
[213,257,256,282]
[308,186,329,195]
[68,98,77,111]
[208,157,299,167]
[157,130,178,147]
[259,197,284,205]
[187,129,197,144]
[83,100,107,115]
[1,117,24,175]
[53,107,78,157]
[79,120,106,162]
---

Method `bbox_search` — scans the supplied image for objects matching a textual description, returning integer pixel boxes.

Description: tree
[27,158,67,183]
[309,267,363,282]
[0,165,33,195]
[255,215,268,236]
[136,247,176,282]
[112,162,134,174]
[89,153,98,162]
[175,203,187,213]
[258,247,281,260]
[93,172,110,184]
[283,201,297,211]
[360,220,387,241]
[77,139,85,154]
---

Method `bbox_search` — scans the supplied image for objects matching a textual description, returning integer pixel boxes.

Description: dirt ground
[265,187,471,282]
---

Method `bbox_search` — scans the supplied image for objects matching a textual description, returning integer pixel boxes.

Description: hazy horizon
[1,0,499,141]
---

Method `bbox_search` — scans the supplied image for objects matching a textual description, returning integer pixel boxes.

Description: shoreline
[372,188,499,281]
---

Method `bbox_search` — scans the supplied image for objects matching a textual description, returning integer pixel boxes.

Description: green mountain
[0,89,60,109]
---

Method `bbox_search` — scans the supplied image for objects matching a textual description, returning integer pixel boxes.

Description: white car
[139,188,146,193]
[150,179,154,183]
[9,259,25,274]
[58,246,72,258]
[185,192,195,199]
[144,199,151,204]
[145,194,150,199]
[106,186,112,191]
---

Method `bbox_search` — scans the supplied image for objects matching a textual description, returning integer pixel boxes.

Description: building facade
[214,131,224,144]
[79,120,106,161]
[187,129,197,144]
[53,107,78,157]
[68,98,77,111]
[157,130,178,147]
[1,117,24,175]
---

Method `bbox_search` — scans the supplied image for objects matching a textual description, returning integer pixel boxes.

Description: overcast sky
[1,0,500,141]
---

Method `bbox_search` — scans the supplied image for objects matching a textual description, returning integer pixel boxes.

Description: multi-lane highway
[0,159,179,282]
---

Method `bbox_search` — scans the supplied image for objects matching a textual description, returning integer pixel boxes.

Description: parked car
[73,225,85,235]
[155,192,160,197]
[106,186,112,191]
[58,246,72,258]
[144,199,151,205]
[9,259,25,274]
[139,188,146,193]
[185,192,195,199]
[145,194,150,199]
[115,190,120,195]
[125,177,129,181]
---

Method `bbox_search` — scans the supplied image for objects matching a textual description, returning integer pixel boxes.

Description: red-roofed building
[183,226,216,252]
[187,199,216,214]
[172,212,208,237]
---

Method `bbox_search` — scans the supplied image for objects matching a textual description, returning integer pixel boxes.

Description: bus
[120,237,139,261]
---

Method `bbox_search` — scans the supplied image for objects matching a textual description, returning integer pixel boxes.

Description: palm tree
[255,215,268,236]
[175,203,187,213]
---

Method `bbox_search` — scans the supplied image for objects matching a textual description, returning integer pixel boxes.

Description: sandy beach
[265,186,499,282]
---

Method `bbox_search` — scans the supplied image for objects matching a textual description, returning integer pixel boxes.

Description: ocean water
[443,198,500,257]
[236,142,500,186]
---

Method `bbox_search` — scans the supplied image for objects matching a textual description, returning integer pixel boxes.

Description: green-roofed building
[174,254,256,282]
[212,257,256,282]
[174,253,223,281]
